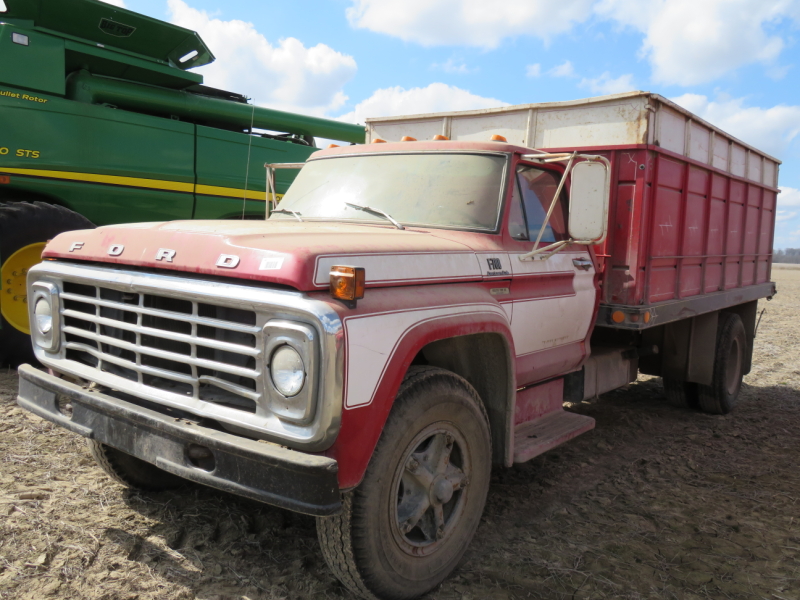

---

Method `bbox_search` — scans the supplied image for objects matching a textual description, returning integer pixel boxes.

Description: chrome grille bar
[62,326,260,379]
[60,283,261,410]
[60,292,261,335]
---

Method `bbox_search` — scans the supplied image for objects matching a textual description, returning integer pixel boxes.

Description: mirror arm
[264,162,306,218]
[518,239,571,261]
[529,151,577,251]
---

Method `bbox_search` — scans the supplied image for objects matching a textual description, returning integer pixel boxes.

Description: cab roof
[310,139,542,160]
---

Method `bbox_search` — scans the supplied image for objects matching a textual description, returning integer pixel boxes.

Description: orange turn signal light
[432,134,449,141]
[0,175,9,184]
[611,310,625,323]
[330,266,365,301]
[400,136,417,142]
[372,138,387,143]
[490,134,507,142]
[326,143,340,149]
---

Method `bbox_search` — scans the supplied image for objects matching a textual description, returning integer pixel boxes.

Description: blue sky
[106,0,800,248]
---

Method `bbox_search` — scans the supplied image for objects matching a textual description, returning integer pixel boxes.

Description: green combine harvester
[0,0,365,364]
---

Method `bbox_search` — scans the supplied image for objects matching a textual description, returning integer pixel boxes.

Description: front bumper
[16,364,341,516]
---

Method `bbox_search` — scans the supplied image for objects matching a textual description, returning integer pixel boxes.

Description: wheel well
[416,333,513,465]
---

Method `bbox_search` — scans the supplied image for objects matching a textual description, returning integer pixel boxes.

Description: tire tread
[317,366,491,599]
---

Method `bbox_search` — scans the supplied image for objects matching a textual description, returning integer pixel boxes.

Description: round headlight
[34,297,53,335]
[270,345,305,397]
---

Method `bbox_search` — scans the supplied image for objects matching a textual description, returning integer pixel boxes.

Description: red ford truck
[17,92,778,599]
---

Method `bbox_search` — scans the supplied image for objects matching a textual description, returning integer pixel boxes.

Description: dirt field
[2,270,799,600]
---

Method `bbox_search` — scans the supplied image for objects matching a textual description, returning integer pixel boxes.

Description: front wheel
[87,440,182,491]
[317,366,492,599]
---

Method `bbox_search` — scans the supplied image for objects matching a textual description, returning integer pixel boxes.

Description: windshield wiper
[271,208,303,222]
[345,202,404,230]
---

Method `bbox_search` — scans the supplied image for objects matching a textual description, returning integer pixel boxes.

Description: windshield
[271,153,508,231]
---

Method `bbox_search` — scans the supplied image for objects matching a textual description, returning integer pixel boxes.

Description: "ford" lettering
[216,254,240,269]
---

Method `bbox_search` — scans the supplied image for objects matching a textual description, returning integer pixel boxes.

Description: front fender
[322,284,514,489]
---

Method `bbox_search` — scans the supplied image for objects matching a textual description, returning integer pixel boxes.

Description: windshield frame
[270,150,512,234]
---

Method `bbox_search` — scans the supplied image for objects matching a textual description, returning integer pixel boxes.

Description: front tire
[697,313,747,415]
[0,201,94,365]
[317,366,492,600]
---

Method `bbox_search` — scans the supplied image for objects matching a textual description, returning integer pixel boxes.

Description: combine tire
[87,440,182,491]
[316,366,492,599]
[0,202,94,365]
[697,313,747,415]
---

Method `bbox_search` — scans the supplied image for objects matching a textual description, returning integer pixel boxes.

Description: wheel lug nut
[407,458,419,472]
[445,434,454,446]
[436,527,445,540]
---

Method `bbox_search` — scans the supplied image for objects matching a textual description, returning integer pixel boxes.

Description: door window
[508,166,568,243]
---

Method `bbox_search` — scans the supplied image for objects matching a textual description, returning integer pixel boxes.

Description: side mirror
[568,161,610,244]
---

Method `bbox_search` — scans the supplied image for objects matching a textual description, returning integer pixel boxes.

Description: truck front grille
[60,281,262,412]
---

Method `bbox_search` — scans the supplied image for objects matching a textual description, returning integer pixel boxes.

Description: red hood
[44,220,498,291]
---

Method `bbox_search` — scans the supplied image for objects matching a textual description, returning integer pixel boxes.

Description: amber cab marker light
[372,138,387,143]
[432,134,449,141]
[326,143,340,148]
[400,136,417,142]
[611,310,625,324]
[490,134,507,142]
[330,266,366,302]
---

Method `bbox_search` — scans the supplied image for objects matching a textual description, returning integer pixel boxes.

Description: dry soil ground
[1,270,799,600]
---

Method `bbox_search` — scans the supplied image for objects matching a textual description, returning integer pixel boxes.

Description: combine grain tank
[0,0,365,362]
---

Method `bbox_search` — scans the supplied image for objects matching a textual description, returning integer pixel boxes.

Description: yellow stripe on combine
[1,166,194,193]
[195,184,281,202]
[0,167,283,202]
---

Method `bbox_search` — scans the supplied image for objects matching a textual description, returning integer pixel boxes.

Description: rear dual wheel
[317,366,492,599]
[661,312,746,415]
[697,313,746,415]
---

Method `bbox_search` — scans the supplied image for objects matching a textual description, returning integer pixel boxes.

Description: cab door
[503,162,597,387]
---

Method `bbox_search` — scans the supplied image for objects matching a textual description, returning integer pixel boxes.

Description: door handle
[572,257,593,271]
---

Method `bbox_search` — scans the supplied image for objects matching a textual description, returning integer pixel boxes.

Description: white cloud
[549,60,575,78]
[777,211,798,222]
[167,0,356,116]
[579,72,636,95]
[595,0,799,86]
[670,94,800,159]
[337,83,507,124]
[778,187,800,208]
[99,0,126,6]
[526,64,541,78]
[346,0,593,48]
[431,58,475,74]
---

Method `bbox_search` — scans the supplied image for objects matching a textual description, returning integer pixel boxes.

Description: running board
[513,410,595,463]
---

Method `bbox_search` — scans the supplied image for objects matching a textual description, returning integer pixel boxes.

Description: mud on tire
[316,366,492,600]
